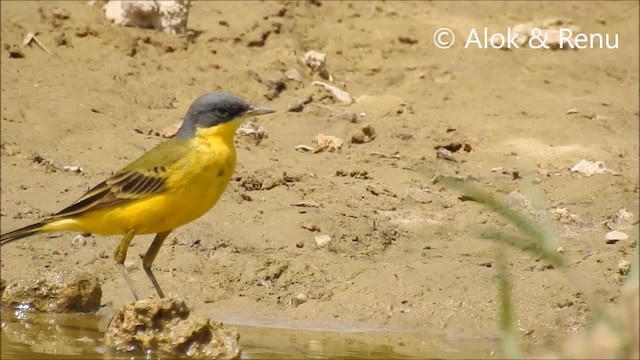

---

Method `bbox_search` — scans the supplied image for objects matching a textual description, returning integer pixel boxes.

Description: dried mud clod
[1,269,101,313]
[54,32,72,48]
[246,22,281,47]
[351,124,377,144]
[312,81,353,104]
[335,169,371,179]
[314,134,344,153]
[336,111,359,123]
[236,121,268,145]
[287,95,313,112]
[302,50,332,81]
[105,298,241,359]
[262,71,286,100]
[237,170,301,191]
[570,159,619,177]
[605,208,635,231]
[398,36,418,45]
[5,44,25,58]
[36,6,71,28]
[433,142,472,153]
[284,68,303,82]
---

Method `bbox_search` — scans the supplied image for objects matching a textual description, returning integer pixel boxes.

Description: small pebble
[237,122,268,145]
[436,148,455,162]
[398,36,418,44]
[312,81,352,104]
[618,259,631,275]
[72,234,87,246]
[301,223,321,232]
[6,45,25,58]
[303,50,331,80]
[294,144,314,152]
[506,190,530,209]
[284,68,303,82]
[264,71,286,91]
[63,165,84,173]
[571,159,619,177]
[314,234,331,248]
[291,201,321,208]
[292,293,308,305]
[351,132,367,144]
[288,101,304,112]
[351,124,376,144]
[605,230,629,244]
[51,7,70,20]
[512,171,521,180]
[557,246,565,253]
[362,124,375,137]
[337,112,358,123]
[607,208,634,230]
[287,95,313,112]
[263,71,286,100]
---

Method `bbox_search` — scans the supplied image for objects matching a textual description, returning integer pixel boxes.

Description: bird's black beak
[244,106,275,117]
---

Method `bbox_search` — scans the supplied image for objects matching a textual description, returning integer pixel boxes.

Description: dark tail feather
[0,221,50,245]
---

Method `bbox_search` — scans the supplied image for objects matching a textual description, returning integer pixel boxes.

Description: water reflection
[1,306,498,359]
[1,307,104,359]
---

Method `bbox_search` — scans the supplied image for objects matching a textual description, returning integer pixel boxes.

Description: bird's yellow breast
[69,122,239,235]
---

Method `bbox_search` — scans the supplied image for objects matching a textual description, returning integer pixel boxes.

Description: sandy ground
[1,0,638,355]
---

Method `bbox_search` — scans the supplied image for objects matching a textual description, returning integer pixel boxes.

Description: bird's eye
[216,108,229,118]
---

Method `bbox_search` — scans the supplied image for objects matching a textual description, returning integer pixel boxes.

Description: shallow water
[1,306,500,359]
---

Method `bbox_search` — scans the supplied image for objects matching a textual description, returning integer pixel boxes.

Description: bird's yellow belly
[73,146,235,235]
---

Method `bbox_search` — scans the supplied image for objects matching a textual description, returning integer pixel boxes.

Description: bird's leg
[113,229,140,301]
[142,230,171,298]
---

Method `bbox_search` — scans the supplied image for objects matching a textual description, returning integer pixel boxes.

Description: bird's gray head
[175,92,274,139]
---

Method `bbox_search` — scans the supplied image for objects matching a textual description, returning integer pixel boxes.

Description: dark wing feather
[53,139,192,219]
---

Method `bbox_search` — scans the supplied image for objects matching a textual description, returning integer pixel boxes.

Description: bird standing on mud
[0,92,274,300]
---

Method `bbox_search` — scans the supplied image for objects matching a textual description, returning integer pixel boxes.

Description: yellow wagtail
[0,92,274,300]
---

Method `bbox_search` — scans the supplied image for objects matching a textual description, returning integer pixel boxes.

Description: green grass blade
[441,176,563,267]
[497,250,522,359]
[477,228,564,268]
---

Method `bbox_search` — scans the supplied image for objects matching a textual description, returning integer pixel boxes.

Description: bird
[0,91,274,301]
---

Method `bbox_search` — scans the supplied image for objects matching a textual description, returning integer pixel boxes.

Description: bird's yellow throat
[193,117,243,146]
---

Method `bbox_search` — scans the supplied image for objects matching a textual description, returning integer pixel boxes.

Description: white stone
[311,81,353,104]
[570,159,619,177]
[605,230,629,241]
[314,235,332,248]
[104,0,190,34]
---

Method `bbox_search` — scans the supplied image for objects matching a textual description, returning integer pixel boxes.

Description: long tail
[0,220,53,245]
